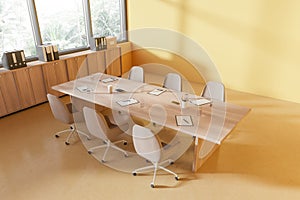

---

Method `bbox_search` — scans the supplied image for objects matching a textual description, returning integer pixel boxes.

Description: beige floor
[1,88,300,199]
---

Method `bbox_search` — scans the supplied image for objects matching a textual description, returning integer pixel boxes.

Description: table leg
[192,137,220,172]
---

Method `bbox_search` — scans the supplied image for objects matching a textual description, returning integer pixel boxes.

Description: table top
[52,73,250,144]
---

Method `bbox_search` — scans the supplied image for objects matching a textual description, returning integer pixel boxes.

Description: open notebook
[117,98,139,107]
[101,77,118,83]
[76,86,93,93]
[189,98,212,106]
[175,115,193,126]
[148,88,166,96]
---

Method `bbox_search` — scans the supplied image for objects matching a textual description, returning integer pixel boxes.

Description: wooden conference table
[52,73,249,172]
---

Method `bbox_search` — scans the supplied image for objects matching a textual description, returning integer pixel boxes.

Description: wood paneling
[86,51,106,75]
[0,88,8,117]
[66,55,88,80]
[105,47,122,76]
[28,65,47,104]
[42,60,68,96]
[13,68,36,108]
[0,71,21,113]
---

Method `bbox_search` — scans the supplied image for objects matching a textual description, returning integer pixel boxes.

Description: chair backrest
[47,94,73,124]
[128,66,144,83]
[163,73,182,92]
[83,107,109,140]
[132,125,161,163]
[201,81,225,102]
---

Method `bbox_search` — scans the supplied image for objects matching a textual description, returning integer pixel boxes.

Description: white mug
[107,85,113,94]
[181,100,186,108]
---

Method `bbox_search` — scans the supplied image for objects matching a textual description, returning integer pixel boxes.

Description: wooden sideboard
[0,42,132,117]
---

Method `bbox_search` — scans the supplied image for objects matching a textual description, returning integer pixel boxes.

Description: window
[0,0,127,65]
[0,0,36,61]
[90,0,126,41]
[35,0,88,51]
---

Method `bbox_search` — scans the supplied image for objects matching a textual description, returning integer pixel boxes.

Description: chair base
[132,159,179,188]
[87,139,128,162]
[54,124,90,145]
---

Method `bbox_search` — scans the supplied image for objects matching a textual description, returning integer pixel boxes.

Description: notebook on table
[116,98,139,107]
[148,88,166,96]
[175,115,193,126]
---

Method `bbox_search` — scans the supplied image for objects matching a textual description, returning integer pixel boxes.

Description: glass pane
[35,0,87,51]
[0,0,36,61]
[90,0,125,41]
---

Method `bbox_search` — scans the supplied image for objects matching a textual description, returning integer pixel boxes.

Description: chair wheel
[101,159,106,163]
[124,154,128,157]
[88,151,92,154]
[175,176,179,181]
[65,142,70,145]
[150,183,155,188]
[132,172,137,176]
[55,135,59,138]
[170,161,174,165]
[123,141,128,145]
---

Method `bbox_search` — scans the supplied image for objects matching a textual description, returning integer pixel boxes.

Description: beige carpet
[1,88,300,199]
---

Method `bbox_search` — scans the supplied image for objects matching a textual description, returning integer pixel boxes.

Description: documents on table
[101,77,117,83]
[189,98,212,106]
[148,88,166,96]
[117,98,139,107]
[175,115,193,126]
[76,86,93,93]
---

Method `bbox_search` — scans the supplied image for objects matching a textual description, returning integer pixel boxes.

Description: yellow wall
[127,0,300,103]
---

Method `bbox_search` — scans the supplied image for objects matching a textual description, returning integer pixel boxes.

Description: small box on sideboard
[106,36,117,49]
[37,44,59,62]
[2,50,27,70]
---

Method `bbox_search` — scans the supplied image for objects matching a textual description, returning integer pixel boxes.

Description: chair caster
[150,183,155,188]
[101,159,106,163]
[124,153,128,157]
[170,161,174,165]
[175,176,179,181]
[65,142,70,145]
[132,172,137,176]
[88,151,92,154]
[55,135,59,138]
[123,141,128,145]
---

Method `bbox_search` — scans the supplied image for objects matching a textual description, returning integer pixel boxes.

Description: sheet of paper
[189,98,212,106]
[101,77,117,83]
[175,115,193,126]
[76,86,93,93]
[148,88,166,96]
[117,99,139,107]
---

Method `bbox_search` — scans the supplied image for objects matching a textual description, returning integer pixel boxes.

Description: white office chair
[104,109,134,134]
[132,124,179,188]
[47,94,90,145]
[128,66,144,83]
[201,81,225,102]
[200,81,225,159]
[163,73,182,92]
[83,107,128,163]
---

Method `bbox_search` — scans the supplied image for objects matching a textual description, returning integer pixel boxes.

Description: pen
[183,119,189,124]
[171,101,180,105]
